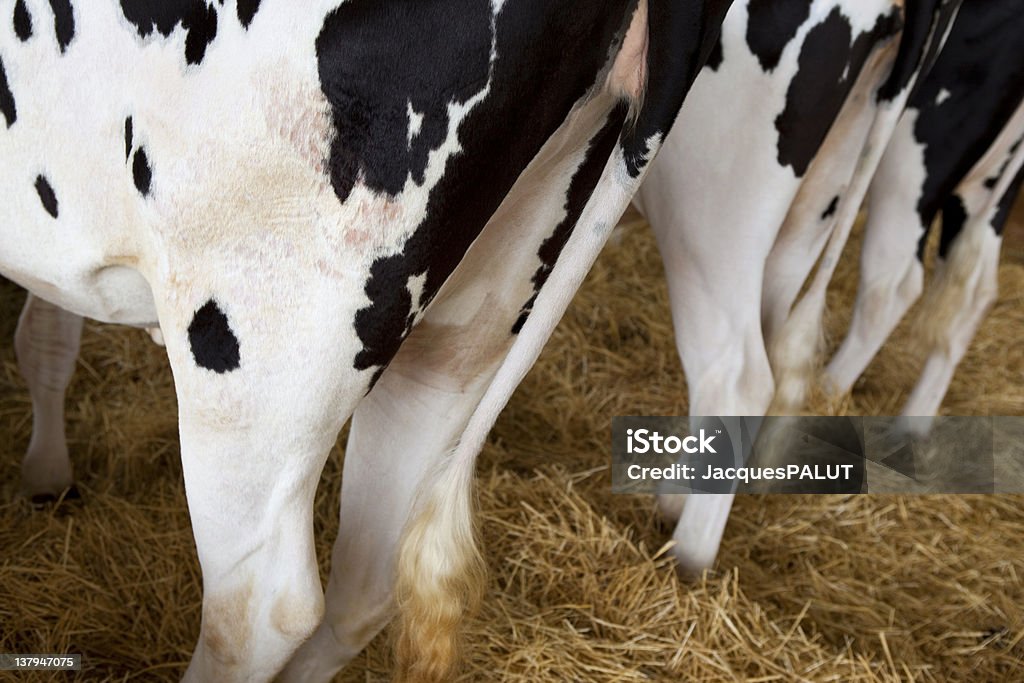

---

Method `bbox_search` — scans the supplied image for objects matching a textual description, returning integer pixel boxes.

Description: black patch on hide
[745,0,811,72]
[0,57,15,127]
[775,7,902,177]
[133,147,152,195]
[119,0,218,65]
[35,175,59,218]
[237,0,260,28]
[48,0,75,52]
[188,299,241,373]
[14,0,33,41]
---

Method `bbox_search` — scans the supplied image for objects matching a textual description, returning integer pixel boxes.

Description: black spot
[935,192,966,259]
[182,4,216,63]
[910,0,1024,229]
[0,57,15,127]
[317,0,493,204]
[124,116,133,159]
[365,366,386,394]
[132,147,152,195]
[820,195,839,220]
[120,0,218,65]
[188,299,240,373]
[35,175,59,218]
[47,0,75,52]
[876,0,953,102]
[775,7,902,177]
[14,0,33,40]
[509,307,531,336]
[513,105,627,334]
[620,0,731,177]
[237,0,260,28]
[704,36,723,72]
[745,0,812,72]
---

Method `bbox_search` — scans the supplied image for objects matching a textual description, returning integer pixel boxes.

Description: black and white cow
[826,0,1024,425]
[1,1,731,681]
[633,0,960,571]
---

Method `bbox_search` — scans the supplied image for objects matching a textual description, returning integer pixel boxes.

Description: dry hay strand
[1,199,1023,681]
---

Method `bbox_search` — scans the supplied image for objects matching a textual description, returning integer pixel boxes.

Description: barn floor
[1,200,1023,682]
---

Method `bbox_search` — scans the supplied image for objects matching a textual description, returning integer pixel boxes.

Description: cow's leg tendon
[14,294,83,502]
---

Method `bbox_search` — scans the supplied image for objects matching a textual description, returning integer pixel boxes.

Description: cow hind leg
[651,224,775,571]
[902,197,1010,421]
[279,131,595,681]
[174,403,333,683]
[903,122,1024,423]
[645,194,780,571]
[14,294,83,503]
[825,195,927,396]
[151,290,361,682]
[768,47,913,412]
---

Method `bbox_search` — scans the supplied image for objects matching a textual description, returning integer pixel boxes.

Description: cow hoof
[672,556,714,582]
[27,485,80,509]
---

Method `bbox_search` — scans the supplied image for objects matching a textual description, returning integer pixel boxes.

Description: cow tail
[392,443,485,683]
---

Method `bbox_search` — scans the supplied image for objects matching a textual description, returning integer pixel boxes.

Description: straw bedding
[1,201,1022,682]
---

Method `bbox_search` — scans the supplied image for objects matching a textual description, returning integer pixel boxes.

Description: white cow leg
[14,293,83,502]
[175,408,335,683]
[902,211,1005,418]
[152,292,359,683]
[650,215,777,572]
[904,112,1024,419]
[824,111,932,394]
[669,493,735,575]
[825,201,926,395]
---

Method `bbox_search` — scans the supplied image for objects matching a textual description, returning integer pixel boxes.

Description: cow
[633,0,960,572]
[1,0,734,680]
[825,0,1024,429]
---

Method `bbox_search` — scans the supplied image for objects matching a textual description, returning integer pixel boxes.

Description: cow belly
[0,258,158,327]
